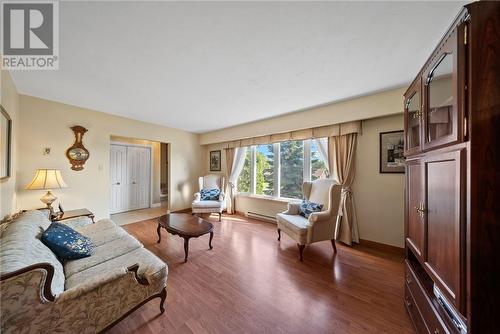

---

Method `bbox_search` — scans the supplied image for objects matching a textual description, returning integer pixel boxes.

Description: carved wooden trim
[126,264,149,285]
[0,262,56,302]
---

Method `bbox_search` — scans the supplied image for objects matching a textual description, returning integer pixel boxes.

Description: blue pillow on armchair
[41,222,94,260]
[299,200,324,219]
[200,189,221,201]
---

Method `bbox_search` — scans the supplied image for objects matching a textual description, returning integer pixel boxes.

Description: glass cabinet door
[423,27,463,150]
[426,53,454,142]
[404,78,422,156]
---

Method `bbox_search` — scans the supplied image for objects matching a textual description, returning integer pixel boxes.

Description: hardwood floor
[109,214,414,334]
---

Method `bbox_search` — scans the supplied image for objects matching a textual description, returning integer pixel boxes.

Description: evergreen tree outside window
[255,144,274,196]
[280,140,304,199]
[236,139,329,198]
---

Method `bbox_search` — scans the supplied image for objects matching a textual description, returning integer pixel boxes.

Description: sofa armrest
[55,264,146,303]
[218,192,225,201]
[283,202,301,215]
[59,216,93,229]
[0,262,56,303]
[193,192,201,202]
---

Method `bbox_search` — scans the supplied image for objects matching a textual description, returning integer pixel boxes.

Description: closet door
[423,145,465,312]
[127,146,150,210]
[136,147,151,209]
[110,145,128,214]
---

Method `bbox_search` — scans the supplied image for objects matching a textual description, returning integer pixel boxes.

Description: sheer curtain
[328,133,359,245]
[225,147,247,214]
[313,138,329,175]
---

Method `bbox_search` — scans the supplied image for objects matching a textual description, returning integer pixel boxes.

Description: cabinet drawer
[405,284,428,334]
[406,262,450,334]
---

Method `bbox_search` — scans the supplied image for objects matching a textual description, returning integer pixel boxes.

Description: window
[237,148,252,193]
[236,138,328,199]
[311,140,329,180]
[280,141,304,199]
[255,144,274,196]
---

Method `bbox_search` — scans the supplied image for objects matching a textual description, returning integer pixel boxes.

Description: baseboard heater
[246,211,276,223]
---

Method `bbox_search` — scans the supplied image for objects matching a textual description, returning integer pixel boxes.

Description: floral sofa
[0,210,168,334]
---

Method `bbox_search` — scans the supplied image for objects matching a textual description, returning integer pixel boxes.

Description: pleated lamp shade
[25,169,68,190]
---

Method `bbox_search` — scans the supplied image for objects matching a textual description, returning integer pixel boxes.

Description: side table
[52,208,95,223]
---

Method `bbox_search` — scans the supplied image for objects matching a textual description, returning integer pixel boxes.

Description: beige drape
[329,133,359,245]
[225,148,235,214]
[215,120,361,148]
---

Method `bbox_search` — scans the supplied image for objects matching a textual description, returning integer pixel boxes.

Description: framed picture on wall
[380,130,405,173]
[0,105,12,179]
[210,150,221,171]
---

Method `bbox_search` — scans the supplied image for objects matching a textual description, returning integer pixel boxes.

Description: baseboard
[172,208,192,214]
[150,203,161,208]
[237,210,277,224]
[358,239,404,255]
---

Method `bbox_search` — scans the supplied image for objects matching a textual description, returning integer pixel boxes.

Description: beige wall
[353,114,405,247]
[200,87,405,145]
[17,95,202,220]
[0,71,19,219]
[201,88,406,248]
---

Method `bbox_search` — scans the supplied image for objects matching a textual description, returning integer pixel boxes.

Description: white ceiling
[10,1,467,133]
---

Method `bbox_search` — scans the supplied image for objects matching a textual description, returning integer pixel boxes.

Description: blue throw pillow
[41,222,94,260]
[200,188,220,201]
[299,200,324,219]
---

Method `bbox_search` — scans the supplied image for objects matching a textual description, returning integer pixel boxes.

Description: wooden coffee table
[157,214,214,262]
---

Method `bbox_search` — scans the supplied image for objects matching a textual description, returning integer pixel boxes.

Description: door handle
[415,202,427,218]
[132,181,137,184]
[114,182,120,185]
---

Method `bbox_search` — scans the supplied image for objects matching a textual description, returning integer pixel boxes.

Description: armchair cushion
[200,188,221,201]
[41,223,94,260]
[276,213,309,244]
[299,200,323,219]
[192,200,224,209]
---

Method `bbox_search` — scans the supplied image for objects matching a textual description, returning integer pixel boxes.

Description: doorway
[109,136,170,221]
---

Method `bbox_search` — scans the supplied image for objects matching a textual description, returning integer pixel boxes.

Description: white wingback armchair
[276,179,342,261]
[191,175,226,221]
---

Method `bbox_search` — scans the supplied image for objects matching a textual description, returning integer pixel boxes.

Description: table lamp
[25,169,68,215]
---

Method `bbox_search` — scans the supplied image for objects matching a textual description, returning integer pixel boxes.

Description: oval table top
[158,213,213,237]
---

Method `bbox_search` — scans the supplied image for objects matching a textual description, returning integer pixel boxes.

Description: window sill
[235,193,300,204]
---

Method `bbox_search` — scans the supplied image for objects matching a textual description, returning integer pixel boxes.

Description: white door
[136,147,151,209]
[110,145,128,214]
[127,146,150,211]
[111,144,151,214]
